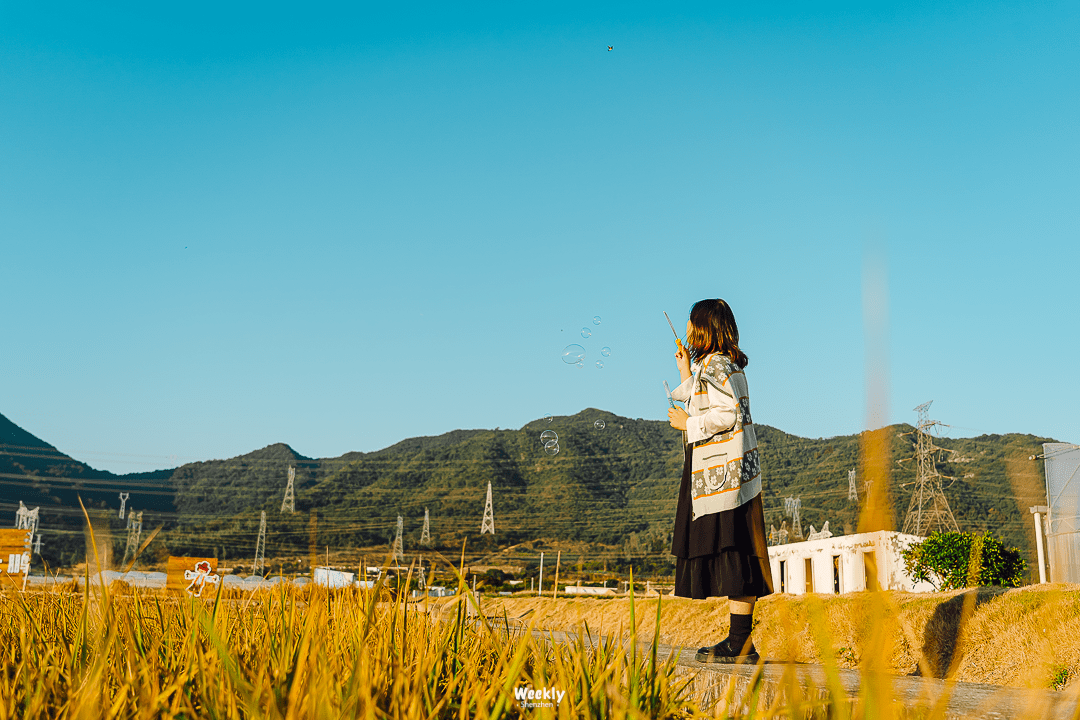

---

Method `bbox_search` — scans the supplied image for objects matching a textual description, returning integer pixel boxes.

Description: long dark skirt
[670,446,774,600]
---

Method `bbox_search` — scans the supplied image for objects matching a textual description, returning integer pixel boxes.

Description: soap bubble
[540,430,558,444]
[544,414,553,423]
[594,420,606,430]
[576,359,584,368]
[595,361,604,369]
[544,440,560,456]
[561,344,586,364]
[601,347,611,357]
[580,328,592,338]
[592,316,601,325]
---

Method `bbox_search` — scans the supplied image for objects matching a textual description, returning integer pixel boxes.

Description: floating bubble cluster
[561,316,608,368]
[594,420,606,430]
[561,344,586,364]
[540,429,560,455]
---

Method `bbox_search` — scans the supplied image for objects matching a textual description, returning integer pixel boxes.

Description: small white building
[767,530,936,594]
[564,585,616,596]
[313,567,355,588]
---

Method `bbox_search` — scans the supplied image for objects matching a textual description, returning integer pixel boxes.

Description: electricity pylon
[847,468,858,502]
[769,520,789,545]
[480,481,495,535]
[253,511,267,575]
[281,466,296,513]
[784,496,802,540]
[122,510,143,567]
[901,401,960,536]
[119,492,129,519]
[15,501,38,535]
[420,508,431,546]
[391,515,404,565]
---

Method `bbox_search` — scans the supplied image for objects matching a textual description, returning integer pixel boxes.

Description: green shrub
[902,531,1026,590]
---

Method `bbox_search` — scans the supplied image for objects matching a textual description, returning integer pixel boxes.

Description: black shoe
[695,637,759,664]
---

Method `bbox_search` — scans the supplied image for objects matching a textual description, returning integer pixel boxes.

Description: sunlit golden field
[461,585,1080,689]
[3,566,1080,719]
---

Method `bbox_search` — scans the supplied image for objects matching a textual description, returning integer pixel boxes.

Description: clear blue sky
[2,2,1077,474]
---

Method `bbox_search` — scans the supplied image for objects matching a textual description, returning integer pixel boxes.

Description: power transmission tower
[480,481,495,535]
[33,534,42,555]
[281,466,296,513]
[391,515,404,565]
[253,511,267,575]
[119,492,129,519]
[902,401,960,536]
[847,468,859,502]
[15,501,39,535]
[122,510,143,567]
[420,507,431,546]
[784,497,802,540]
[772,520,789,545]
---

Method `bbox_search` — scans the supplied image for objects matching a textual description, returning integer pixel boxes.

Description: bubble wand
[660,315,686,444]
[663,311,685,353]
[665,378,688,445]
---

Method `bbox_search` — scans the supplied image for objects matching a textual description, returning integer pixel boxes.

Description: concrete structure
[1041,442,1080,583]
[1030,505,1050,583]
[767,530,935,594]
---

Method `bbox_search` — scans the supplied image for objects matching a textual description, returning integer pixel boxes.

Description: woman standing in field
[667,299,773,663]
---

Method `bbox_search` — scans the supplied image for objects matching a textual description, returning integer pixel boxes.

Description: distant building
[768,530,936,594]
[313,567,354,588]
[564,585,616,596]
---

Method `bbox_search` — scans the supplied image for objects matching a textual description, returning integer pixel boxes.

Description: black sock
[728,613,753,654]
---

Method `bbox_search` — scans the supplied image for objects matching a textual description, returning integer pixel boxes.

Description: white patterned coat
[670,352,762,520]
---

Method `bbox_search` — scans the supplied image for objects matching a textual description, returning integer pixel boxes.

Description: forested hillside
[0,413,173,564]
[0,410,1055,578]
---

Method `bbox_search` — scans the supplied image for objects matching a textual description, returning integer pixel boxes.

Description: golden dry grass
[5,559,1080,719]
[0,566,707,719]
[461,584,1080,690]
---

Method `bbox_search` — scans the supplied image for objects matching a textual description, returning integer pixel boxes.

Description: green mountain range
[0,410,1054,578]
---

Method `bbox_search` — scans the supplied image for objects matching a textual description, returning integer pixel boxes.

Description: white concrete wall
[767,530,936,595]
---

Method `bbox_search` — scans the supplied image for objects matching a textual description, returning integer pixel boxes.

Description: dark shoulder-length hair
[686,299,748,369]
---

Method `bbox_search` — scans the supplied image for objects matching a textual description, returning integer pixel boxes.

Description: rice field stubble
[6,558,1080,720]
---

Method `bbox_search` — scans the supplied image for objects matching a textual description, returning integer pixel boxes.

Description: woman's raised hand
[674,339,691,380]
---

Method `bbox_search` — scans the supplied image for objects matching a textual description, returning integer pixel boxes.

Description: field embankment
[439,585,1080,690]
